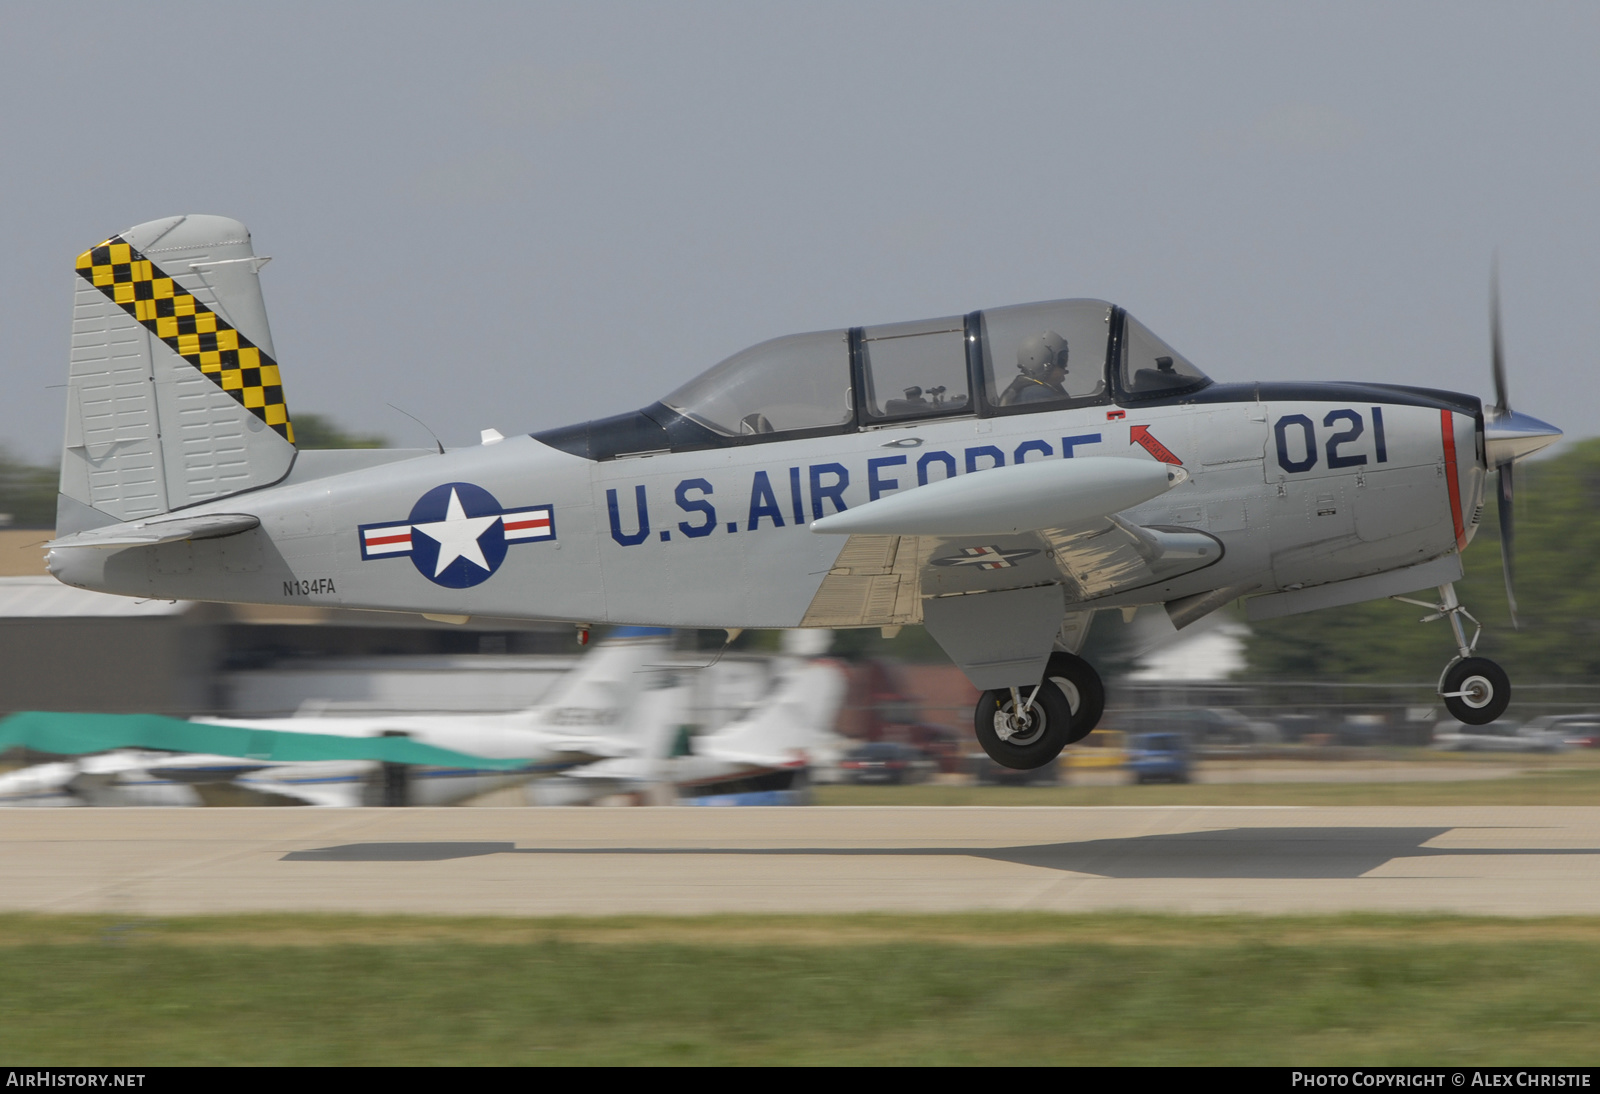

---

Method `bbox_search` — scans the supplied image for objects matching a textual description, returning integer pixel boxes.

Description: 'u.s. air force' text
[603,434,1103,546]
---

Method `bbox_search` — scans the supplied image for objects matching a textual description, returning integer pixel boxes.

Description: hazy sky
[2,2,1596,462]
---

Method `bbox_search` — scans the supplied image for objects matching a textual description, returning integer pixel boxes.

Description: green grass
[816,756,1600,806]
[3,913,1600,1065]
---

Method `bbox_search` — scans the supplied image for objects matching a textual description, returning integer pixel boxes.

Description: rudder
[59,215,296,531]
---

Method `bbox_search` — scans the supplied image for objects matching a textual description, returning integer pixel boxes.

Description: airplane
[540,653,850,805]
[0,627,674,806]
[42,214,1563,772]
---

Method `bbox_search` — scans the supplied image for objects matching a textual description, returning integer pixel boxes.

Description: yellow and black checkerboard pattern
[75,236,295,444]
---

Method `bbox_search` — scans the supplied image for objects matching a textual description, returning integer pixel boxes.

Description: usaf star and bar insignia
[360,482,556,589]
[930,545,1040,570]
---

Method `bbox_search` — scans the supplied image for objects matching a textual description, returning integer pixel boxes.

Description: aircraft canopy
[659,300,1209,441]
[536,300,1211,459]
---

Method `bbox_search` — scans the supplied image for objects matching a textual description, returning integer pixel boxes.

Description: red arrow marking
[1130,424,1182,465]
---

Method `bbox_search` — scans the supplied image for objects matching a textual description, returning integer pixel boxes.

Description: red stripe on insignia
[366,532,411,546]
[1440,409,1466,550]
[504,517,549,530]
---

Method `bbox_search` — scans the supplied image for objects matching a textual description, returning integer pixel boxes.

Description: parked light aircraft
[541,656,850,805]
[43,216,1563,770]
[0,628,672,806]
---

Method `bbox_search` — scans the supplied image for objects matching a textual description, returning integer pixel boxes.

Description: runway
[5,806,1600,917]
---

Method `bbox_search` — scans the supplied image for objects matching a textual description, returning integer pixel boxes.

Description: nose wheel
[1440,658,1510,725]
[1393,583,1511,726]
[974,653,1105,770]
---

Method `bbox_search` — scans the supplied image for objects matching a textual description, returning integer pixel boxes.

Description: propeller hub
[1483,410,1562,467]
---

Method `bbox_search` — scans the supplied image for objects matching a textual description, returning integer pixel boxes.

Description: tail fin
[59,215,296,531]
[524,627,675,743]
[695,660,848,768]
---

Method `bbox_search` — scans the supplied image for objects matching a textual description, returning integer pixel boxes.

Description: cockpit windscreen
[1119,313,1209,399]
[660,330,854,437]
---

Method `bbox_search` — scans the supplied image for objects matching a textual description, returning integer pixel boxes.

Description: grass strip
[2,912,1598,1065]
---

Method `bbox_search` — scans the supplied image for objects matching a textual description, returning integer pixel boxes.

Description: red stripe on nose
[1441,410,1466,550]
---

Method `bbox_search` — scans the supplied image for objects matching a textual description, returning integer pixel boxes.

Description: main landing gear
[974,652,1106,770]
[1393,583,1511,725]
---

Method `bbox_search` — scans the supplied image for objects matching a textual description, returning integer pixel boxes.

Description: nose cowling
[1483,410,1562,467]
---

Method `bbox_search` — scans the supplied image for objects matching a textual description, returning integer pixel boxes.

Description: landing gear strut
[1393,583,1511,725]
[974,653,1105,770]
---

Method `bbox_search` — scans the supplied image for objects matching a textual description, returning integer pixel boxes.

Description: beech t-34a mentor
[45,215,1562,770]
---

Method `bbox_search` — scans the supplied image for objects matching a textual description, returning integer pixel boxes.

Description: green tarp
[0,711,534,770]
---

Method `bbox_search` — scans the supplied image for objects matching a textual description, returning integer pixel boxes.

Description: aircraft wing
[803,457,1221,627]
[801,521,1221,628]
[232,770,367,808]
[0,760,83,805]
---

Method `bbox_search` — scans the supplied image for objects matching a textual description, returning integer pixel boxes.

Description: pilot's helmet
[1018,332,1069,378]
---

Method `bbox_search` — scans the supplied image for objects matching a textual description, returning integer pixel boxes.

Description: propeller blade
[1490,254,1509,416]
[1498,460,1518,629]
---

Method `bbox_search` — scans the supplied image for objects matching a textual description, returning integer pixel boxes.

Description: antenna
[385,402,445,454]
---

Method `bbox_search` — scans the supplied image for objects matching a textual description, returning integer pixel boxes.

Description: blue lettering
[1014,439,1053,463]
[606,485,650,546]
[1274,415,1317,474]
[788,466,806,525]
[965,445,1005,474]
[810,463,849,520]
[1371,406,1388,463]
[1061,433,1101,457]
[1324,409,1367,469]
[747,471,786,530]
[674,478,715,539]
[868,455,907,501]
[917,450,957,485]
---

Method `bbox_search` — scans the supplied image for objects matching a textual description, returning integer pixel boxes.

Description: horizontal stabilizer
[45,512,260,549]
[809,457,1185,537]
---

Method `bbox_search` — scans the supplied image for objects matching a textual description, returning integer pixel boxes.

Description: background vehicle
[1520,714,1600,749]
[1118,708,1277,746]
[1125,732,1192,784]
[838,742,935,785]
[968,753,1060,786]
[1433,721,1572,753]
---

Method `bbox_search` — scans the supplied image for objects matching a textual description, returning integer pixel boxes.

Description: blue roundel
[406,482,509,588]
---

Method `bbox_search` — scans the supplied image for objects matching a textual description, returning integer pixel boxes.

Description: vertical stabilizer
[695,660,848,767]
[59,215,296,527]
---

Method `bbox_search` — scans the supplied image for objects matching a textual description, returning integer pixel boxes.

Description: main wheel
[1441,657,1510,725]
[974,682,1073,770]
[1044,652,1106,744]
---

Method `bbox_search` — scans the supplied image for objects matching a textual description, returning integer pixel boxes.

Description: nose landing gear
[1393,583,1511,725]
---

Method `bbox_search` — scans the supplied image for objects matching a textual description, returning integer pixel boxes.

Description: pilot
[998,332,1071,406]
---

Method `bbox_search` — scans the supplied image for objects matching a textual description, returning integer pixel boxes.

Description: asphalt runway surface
[6,807,1600,917]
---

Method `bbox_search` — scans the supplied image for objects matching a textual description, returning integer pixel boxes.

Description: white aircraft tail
[521,627,677,753]
[695,659,848,768]
[59,215,296,531]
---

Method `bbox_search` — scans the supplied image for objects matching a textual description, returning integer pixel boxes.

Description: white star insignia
[410,488,501,577]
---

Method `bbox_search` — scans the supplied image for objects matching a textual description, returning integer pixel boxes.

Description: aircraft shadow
[281,827,1600,878]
